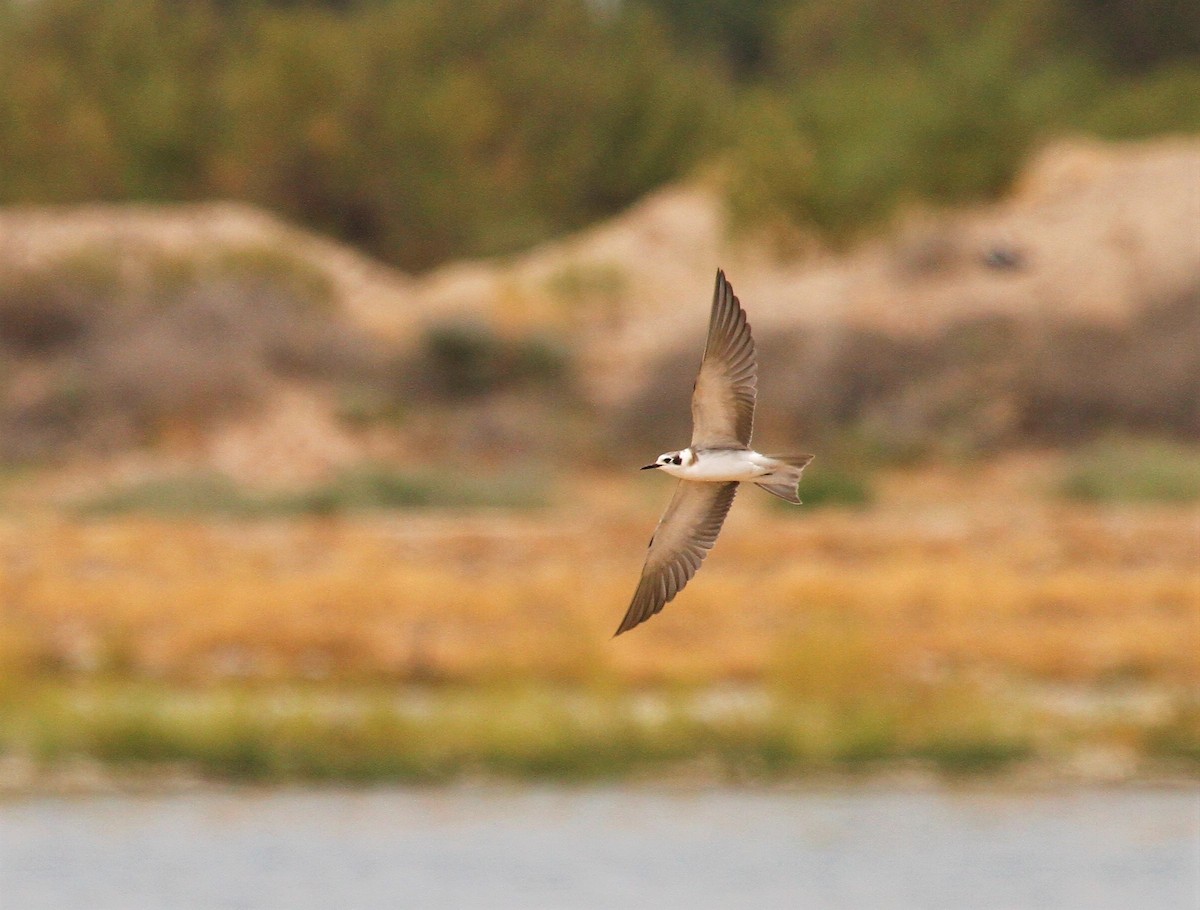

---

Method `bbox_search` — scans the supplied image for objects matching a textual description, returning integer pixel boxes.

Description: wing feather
[690,270,757,448]
[614,480,739,635]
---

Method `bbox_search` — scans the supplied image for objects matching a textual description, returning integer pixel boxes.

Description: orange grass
[2,460,1196,689]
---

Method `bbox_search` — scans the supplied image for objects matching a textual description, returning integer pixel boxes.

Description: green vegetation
[73,466,549,517]
[418,323,570,399]
[1057,439,1200,503]
[1146,699,1200,768]
[0,0,723,271]
[1,0,1196,270]
[9,674,1193,784]
[0,679,1036,783]
[790,464,873,509]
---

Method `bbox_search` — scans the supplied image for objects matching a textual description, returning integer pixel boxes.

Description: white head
[641,450,689,474]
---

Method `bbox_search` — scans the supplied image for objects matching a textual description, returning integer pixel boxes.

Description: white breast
[663,449,770,482]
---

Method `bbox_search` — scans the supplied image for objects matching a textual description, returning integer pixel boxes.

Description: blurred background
[0,1,1197,907]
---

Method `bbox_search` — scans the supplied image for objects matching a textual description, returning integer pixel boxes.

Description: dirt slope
[409,137,1200,404]
[0,137,1195,481]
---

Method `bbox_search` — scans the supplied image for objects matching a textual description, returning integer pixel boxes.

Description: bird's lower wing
[615,480,739,635]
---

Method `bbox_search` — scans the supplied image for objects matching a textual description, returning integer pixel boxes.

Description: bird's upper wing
[615,480,739,635]
[690,270,757,448]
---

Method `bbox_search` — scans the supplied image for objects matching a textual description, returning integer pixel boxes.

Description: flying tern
[616,269,812,635]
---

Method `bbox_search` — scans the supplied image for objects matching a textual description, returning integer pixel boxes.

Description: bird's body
[649,446,795,484]
[615,270,812,636]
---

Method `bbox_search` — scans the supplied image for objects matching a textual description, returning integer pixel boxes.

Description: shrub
[1057,438,1200,503]
[416,323,570,400]
[3,0,1196,271]
[0,247,384,462]
[788,464,873,509]
[74,465,549,517]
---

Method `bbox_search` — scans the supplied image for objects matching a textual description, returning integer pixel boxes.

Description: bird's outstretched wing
[690,270,757,448]
[615,480,739,635]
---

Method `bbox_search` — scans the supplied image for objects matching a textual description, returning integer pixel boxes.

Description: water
[2,786,1196,910]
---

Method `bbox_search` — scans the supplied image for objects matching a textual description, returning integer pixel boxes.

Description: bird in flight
[615,270,812,636]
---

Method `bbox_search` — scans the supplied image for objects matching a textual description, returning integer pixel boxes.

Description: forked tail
[754,454,813,504]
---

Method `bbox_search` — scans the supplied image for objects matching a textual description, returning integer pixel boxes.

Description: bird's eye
[672,456,681,465]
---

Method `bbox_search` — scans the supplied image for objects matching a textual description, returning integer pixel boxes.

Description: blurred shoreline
[4,748,1198,800]
[3,455,1196,792]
